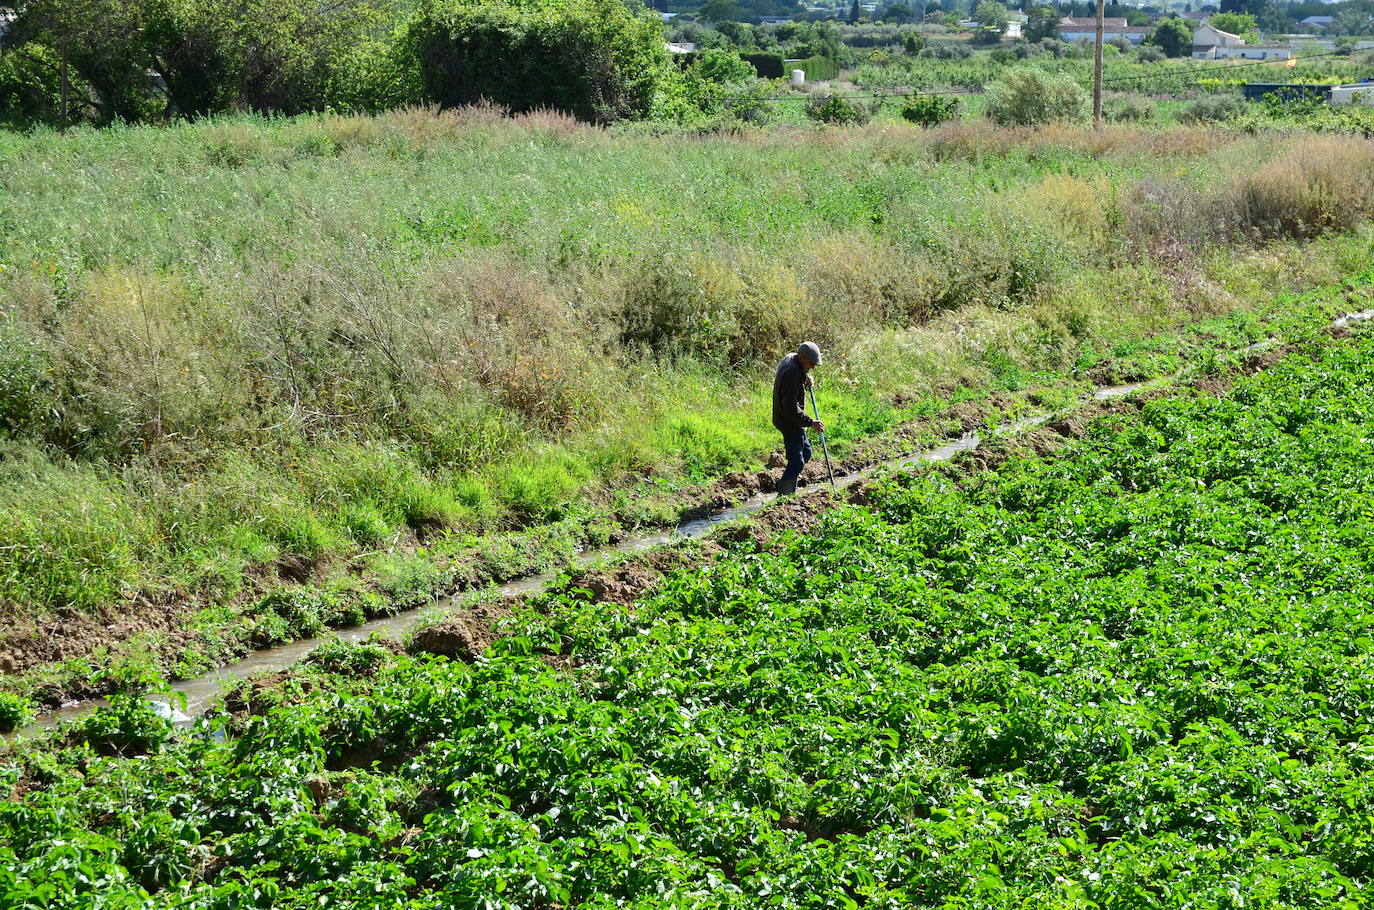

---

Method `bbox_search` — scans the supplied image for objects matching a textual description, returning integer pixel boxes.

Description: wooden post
[1093,0,1104,129]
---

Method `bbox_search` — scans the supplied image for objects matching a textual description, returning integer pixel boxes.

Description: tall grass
[1,110,1373,621]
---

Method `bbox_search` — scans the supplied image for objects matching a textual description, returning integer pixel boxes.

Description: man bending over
[771,341,823,497]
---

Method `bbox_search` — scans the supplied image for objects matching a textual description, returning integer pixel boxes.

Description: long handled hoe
[807,384,836,491]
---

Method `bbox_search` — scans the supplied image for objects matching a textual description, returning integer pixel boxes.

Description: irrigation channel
[9,309,1374,746]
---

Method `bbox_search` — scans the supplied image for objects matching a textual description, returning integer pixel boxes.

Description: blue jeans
[780,429,812,486]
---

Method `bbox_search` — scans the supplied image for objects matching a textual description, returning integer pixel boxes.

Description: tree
[694,47,753,83]
[10,0,156,123]
[1025,4,1060,40]
[1329,7,1374,36]
[880,2,914,22]
[700,0,745,23]
[975,0,1009,29]
[848,0,861,23]
[1146,17,1193,57]
[408,0,670,123]
[9,0,415,123]
[1207,11,1258,41]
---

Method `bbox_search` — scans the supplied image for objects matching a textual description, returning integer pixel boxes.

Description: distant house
[0,7,15,46]
[1192,23,1244,50]
[1059,19,1149,44]
[1192,23,1293,60]
[1060,16,1129,28]
[665,42,697,54]
[1299,15,1334,29]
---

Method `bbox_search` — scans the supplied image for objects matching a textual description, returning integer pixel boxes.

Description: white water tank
[791,69,805,85]
[1330,84,1374,106]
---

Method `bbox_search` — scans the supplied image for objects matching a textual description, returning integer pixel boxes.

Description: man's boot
[775,477,797,498]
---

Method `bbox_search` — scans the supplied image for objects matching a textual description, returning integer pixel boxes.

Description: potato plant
[6,331,1374,907]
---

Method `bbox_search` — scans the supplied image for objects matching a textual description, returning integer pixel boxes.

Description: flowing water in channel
[0,377,1211,746]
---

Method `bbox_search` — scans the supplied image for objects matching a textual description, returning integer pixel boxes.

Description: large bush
[8,0,414,122]
[0,39,65,128]
[406,0,669,123]
[900,93,959,126]
[1146,17,1192,58]
[983,67,1088,126]
[1178,93,1244,124]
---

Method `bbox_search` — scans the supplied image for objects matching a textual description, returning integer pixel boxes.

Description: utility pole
[1092,0,1103,129]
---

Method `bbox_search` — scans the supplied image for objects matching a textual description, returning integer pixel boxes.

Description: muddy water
[0,376,1194,746]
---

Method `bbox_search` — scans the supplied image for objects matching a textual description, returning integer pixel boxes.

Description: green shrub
[1178,93,1245,124]
[1106,92,1155,123]
[984,67,1088,126]
[694,48,754,85]
[0,40,63,128]
[920,42,973,59]
[790,55,841,81]
[76,694,174,756]
[740,52,786,79]
[406,0,669,122]
[805,93,870,125]
[900,93,960,126]
[0,323,56,440]
[0,692,34,733]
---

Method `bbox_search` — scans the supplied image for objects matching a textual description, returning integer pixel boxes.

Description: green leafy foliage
[1147,17,1194,58]
[899,92,959,126]
[694,48,754,85]
[0,692,34,733]
[10,326,1374,906]
[805,92,870,124]
[790,54,840,80]
[406,0,669,123]
[983,67,1088,125]
[1179,92,1246,123]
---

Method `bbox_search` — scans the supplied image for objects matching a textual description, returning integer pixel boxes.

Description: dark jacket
[772,353,815,434]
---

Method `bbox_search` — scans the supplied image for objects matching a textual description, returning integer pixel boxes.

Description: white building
[1331,83,1374,106]
[1060,25,1149,44]
[1193,24,1293,60]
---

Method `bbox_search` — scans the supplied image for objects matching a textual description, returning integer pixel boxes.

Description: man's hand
[804,374,814,389]
[812,420,825,434]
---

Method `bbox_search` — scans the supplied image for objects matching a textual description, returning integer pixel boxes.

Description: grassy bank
[3,109,1374,701]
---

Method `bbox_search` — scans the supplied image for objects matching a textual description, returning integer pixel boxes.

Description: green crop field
[6,303,1374,907]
